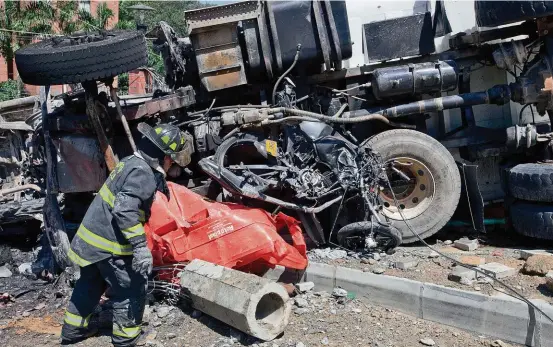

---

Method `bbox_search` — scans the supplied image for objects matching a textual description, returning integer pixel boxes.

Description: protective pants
[61,256,147,347]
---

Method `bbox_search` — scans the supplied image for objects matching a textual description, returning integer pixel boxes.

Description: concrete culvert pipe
[180,259,292,341]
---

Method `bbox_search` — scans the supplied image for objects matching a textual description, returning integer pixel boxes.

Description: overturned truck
[6,0,553,268]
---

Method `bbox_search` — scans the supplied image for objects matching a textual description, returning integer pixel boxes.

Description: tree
[118,1,205,36]
[0,1,55,79]
[77,2,114,31]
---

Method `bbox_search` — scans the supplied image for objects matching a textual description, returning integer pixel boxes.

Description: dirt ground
[310,226,553,304]
[0,287,517,347]
[0,225,547,347]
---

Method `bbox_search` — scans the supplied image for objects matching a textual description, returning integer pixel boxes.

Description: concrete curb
[302,262,553,347]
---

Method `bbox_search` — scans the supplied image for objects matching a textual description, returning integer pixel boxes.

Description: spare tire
[475,1,553,27]
[15,30,147,86]
[510,201,553,240]
[364,130,461,244]
[508,163,553,202]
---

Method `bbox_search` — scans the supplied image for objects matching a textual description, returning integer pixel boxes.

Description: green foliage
[118,73,129,95]
[0,80,22,102]
[147,43,165,76]
[0,1,55,62]
[78,2,114,31]
[118,1,205,35]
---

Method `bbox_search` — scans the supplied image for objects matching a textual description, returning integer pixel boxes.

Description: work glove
[132,245,153,277]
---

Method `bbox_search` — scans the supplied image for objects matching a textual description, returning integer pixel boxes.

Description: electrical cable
[0,28,62,37]
[384,178,553,325]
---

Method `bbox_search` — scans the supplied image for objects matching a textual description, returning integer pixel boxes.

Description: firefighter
[61,123,193,346]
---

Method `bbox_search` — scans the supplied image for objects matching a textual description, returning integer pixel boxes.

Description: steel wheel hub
[380,157,436,220]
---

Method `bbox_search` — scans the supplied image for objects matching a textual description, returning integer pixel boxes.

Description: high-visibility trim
[155,127,162,134]
[98,184,115,208]
[77,224,133,256]
[138,209,146,223]
[169,142,177,150]
[113,325,141,339]
[68,248,91,267]
[64,311,90,328]
[161,135,170,144]
[122,223,145,239]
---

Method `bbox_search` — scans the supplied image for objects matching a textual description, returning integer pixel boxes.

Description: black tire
[508,163,553,202]
[510,201,553,240]
[15,30,147,86]
[336,221,402,252]
[475,1,553,27]
[364,130,461,244]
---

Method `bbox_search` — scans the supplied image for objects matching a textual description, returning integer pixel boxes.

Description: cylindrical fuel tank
[371,61,457,100]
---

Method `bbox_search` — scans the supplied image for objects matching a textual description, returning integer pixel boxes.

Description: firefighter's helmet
[137,123,194,167]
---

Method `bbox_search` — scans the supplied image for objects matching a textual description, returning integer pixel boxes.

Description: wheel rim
[379,157,436,221]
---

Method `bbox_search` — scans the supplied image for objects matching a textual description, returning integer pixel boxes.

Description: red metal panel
[146,182,308,272]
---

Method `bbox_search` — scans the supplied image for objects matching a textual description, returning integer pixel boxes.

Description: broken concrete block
[394,257,419,270]
[0,265,12,278]
[447,266,482,284]
[295,282,314,293]
[17,263,32,275]
[523,254,553,276]
[478,262,516,279]
[180,259,291,341]
[448,266,478,283]
[454,238,479,251]
[294,298,308,308]
[459,256,486,266]
[428,251,439,258]
[520,250,553,260]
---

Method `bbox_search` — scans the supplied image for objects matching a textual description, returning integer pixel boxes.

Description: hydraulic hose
[268,107,391,124]
[264,84,512,128]
[265,107,414,128]
[272,44,302,105]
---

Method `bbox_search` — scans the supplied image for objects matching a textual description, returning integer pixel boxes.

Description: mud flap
[458,162,485,233]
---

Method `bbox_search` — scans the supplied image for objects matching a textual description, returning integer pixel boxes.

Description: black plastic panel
[363,12,435,63]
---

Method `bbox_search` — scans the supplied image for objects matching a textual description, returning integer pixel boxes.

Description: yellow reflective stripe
[122,223,145,239]
[161,135,170,144]
[155,127,162,134]
[64,311,90,328]
[138,209,145,223]
[68,249,91,267]
[169,142,177,150]
[98,184,115,208]
[77,224,133,256]
[113,325,141,338]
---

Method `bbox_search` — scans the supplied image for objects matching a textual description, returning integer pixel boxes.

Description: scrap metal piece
[109,86,136,152]
[131,86,195,119]
[0,184,43,196]
[184,1,260,30]
[185,2,261,91]
[83,82,117,172]
[39,86,71,269]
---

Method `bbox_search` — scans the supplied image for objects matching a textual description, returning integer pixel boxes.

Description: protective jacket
[68,154,156,266]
